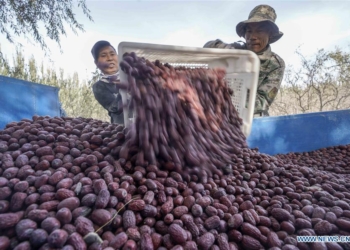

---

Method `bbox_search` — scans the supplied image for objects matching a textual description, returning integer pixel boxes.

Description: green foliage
[0,0,93,53]
[0,47,110,122]
[270,46,350,116]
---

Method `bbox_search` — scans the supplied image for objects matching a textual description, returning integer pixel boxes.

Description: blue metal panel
[0,76,60,129]
[247,109,350,155]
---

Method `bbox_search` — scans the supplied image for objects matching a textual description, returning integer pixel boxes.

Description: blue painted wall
[0,76,61,129]
[247,109,350,155]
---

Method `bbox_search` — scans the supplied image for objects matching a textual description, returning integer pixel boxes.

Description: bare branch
[270,45,350,116]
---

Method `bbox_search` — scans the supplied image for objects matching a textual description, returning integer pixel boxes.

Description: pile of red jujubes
[0,52,349,250]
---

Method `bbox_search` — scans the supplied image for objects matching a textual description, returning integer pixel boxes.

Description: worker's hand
[116,82,128,90]
[204,39,246,50]
[217,43,234,49]
[232,41,246,49]
[204,39,229,48]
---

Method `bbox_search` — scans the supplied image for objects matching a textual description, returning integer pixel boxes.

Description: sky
[1,0,350,83]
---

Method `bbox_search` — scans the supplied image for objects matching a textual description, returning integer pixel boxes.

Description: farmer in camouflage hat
[204,5,285,117]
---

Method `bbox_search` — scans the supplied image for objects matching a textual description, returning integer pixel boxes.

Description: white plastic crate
[118,42,260,137]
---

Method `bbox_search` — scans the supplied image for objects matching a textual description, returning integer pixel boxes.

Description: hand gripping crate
[118,42,260,137]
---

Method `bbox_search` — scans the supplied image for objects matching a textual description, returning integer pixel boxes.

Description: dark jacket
[92,79,124,124]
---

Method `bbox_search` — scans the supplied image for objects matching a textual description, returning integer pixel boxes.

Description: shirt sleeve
[203,39,235,49]
[255,61,285,114]
[92,81,122,114]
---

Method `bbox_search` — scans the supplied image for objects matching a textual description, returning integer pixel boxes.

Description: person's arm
[203,39,246,49]
[92,81,122,115]
[255,62,285,115]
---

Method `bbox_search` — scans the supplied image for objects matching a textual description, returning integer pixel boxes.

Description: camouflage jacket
[204,39,285,116]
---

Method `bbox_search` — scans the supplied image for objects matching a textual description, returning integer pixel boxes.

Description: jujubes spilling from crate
[118,52,247,179]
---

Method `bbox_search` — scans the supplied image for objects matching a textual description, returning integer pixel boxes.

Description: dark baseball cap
[91,40,116,61]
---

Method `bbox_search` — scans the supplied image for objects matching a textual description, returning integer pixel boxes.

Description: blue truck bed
[247,109,350,155]
[0,75,61,129]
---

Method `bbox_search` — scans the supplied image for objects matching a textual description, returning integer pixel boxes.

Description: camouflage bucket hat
[236,5,283,44]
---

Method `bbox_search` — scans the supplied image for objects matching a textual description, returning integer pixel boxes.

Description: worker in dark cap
[91,40,124,124]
